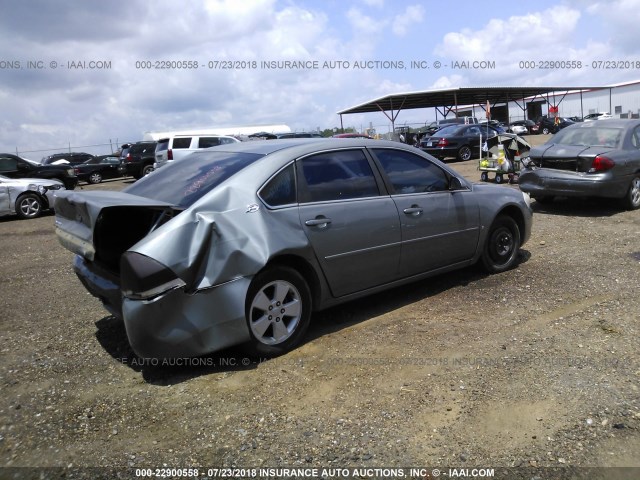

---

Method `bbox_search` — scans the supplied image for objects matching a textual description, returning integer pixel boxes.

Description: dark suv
[120,141,157,179]
[0,153,78,189]
[41,152,95,166]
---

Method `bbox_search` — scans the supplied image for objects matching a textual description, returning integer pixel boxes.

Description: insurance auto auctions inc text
[190,467,495,478]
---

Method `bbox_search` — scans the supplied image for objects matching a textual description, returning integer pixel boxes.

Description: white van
[154,134,240,169]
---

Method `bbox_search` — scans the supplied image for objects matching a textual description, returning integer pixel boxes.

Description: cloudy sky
[1,0,639,157]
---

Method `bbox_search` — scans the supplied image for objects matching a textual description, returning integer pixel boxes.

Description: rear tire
[88,172,102,184]
[141,164,154,177]
[457,146,472,161]
[245,266,312,357]
[481,215,521,273]
[622,176,640,210]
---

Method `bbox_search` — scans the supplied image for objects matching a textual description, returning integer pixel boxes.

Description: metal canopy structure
[336,86,605,131]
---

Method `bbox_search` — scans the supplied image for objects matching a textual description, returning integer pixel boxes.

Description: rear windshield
[155,139,169,152]
[435,125,462,135]
[553,126,623,148]
[124,151,263,207]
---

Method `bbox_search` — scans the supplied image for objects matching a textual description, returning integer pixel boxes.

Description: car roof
[566,119,640,129]
[192,138,413,157]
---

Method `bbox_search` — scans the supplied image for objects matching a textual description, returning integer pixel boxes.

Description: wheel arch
[495,204,525,240]
[16,190,50,210]
[260,254,324,311]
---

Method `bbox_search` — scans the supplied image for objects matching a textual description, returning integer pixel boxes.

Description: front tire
[622,176,640,210]
[457,145,472,161]
[16,193,43,219]
[481,215,521,273]
[542,127,550,135]
[245,266,312,357]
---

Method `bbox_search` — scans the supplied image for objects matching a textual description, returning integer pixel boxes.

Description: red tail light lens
[437,138,449,147]
[589,155,615,173]
[125,153,132,162]
[168,149,173,160]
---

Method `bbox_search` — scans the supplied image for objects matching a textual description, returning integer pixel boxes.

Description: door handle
[403,206,423,216]
[305,217,332,227]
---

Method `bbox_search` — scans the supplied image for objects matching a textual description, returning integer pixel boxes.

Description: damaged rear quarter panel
[128,183,312,292]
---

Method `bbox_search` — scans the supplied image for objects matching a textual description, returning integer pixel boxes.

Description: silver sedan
[0,175,64,219]
[54,139,532,359]
[519,119,640,209]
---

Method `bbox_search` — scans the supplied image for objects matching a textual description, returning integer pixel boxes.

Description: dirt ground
[1,137,639,479]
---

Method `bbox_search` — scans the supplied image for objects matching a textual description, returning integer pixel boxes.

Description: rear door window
[198,137,222,148]
[172,137,192,149]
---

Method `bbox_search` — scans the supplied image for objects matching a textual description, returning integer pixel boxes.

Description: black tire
[495,174,504,184]
[245,266,312,357]
[542,127,550,135]
[88,172,102,184]
[622,176,640,210]
[457,145,472,161]
[481,215,521,273]
[141,164,154,177]
[15,193,43,220]
[480,172,489,182]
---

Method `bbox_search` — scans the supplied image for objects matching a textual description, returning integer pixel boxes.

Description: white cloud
[437,6,581,60]
[392,5,425,36]
[346,7,388,35]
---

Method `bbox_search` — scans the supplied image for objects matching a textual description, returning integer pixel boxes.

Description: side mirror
[449,176,466,191]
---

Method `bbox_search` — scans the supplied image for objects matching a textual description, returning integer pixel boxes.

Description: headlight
[522,191,532,209]
[47,184,63,190]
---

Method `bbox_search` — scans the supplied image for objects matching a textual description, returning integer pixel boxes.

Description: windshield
[124,151,263,207]
[435,125,462,135]
[22,157,40,165]
[553,127,623,148]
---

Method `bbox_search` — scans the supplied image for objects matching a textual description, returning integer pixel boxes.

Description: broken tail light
[121,252,185,300]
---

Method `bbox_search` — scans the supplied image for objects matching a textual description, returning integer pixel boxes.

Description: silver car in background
[54,139,532,359]
[0,175,64,219]
[519,119,640,209]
